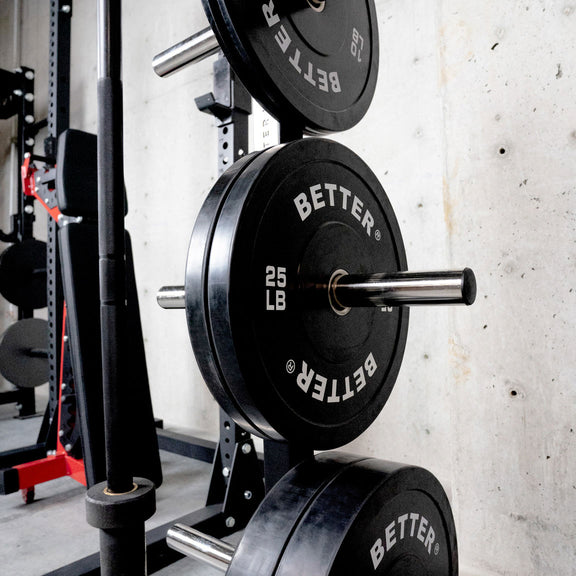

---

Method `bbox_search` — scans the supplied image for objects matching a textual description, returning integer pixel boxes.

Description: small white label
[265,265,287,311]
[251,101,279,151]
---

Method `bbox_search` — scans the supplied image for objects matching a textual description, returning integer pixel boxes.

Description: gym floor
[0,387,225,576]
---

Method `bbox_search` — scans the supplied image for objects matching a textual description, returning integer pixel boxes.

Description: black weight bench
[56,128,162,487]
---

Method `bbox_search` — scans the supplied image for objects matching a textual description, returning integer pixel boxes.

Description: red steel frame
[7,161,87,497]
[12,305,87,493]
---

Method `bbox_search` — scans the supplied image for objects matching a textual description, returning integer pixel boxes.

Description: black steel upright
[45,0,71,443]
[85,2,156,575]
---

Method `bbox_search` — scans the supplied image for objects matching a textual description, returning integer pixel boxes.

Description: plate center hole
[307,0,326,13]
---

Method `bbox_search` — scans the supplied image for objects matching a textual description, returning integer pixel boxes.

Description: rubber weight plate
[0,239,47,309]
[202,138,408,448]
[275,454,458,576]
[202,0,379,134]
[227,452,367,576]
[0,318,48,388]
[186,149,270,435]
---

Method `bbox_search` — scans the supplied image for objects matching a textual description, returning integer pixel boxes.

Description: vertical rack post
[44,0,72,445]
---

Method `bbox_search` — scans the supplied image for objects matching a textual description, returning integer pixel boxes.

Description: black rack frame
[0,64,43,417]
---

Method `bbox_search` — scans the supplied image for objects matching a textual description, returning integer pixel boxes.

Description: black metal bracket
[196,56,251,175]
[204,410,265,529]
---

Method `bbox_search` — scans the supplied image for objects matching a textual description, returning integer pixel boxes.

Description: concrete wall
[1,1,575,574]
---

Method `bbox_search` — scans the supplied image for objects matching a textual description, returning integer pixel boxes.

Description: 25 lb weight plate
[274,454,458,576]
[201,0,379,133]
[187,138,409,448]
[186,150,269,431]
[227,452,367,576]
[168,452,458,576]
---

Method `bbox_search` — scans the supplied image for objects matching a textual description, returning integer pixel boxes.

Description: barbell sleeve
[157,286,186,309]
[152,1,331,77]
[167,524,234,572]
[157,268,476,310]
[330,268,476,310]
[153,27,219,77]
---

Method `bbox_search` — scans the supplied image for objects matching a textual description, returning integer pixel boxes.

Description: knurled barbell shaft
[157,268,476,310]
[153,27,219,77]
[167,524,234,572]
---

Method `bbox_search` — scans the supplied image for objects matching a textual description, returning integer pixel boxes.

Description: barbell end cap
[462,268,477,306]
[156,286,186,309]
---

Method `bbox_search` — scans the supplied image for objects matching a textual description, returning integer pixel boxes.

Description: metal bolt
[63,334,69,342]
[222,467,230,478]
[26,137,34,146]
[244,490,253,500]
[36,176,41,182]
[25,93,34,102]
[225,517,236,529]
[25,70,34,80]
[64,443,72,452]
[25,114,34,124]
[61,382,66,390]
[13,89,23,97]
[61,5,71,13]
[45,198,50,204]
[24,205,34,214]
[59,429,64,437]
[241,443,252,455]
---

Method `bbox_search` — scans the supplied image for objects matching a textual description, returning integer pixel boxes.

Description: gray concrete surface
[0,392,219,576]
